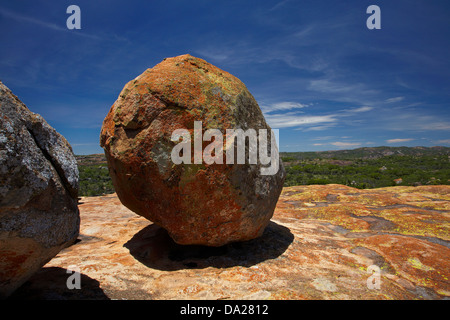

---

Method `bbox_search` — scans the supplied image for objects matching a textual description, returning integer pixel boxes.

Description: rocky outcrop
[0,81,80,298]
[10,185,449,300]
[100,54,285,246]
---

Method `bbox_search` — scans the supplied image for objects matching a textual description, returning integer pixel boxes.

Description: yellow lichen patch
[376,207,449,240]
[386,185,450,201]
[409,201,450,211]
[436,289,450,297]
[375,186,417,193]
[274,211,308,225]
[412,185,450,197]
[284,188,329,203]
[407,257,435,272]
[395,192,434,203]
[359,235,450,293]
[340,203,373,217]
[281,184,359,204]
[411,192,450,202]
[304,204,370,232]
[279,186,306,198]
[346,192,402,207]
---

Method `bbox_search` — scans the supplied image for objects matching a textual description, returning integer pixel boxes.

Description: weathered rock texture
[0,81,80,298]
[100,54,285,246]
[10,185,449,300]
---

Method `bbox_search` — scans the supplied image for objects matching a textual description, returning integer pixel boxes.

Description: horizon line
[74,145,449,156]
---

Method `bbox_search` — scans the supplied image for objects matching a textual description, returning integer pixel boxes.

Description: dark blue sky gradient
[1,0,449,154]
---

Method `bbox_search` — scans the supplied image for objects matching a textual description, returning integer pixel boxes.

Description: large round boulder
[0,81,80,298]
[100,54,285,246]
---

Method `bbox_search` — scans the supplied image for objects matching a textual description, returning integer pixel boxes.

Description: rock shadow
[123,221,294,271]
[7,267,110,300]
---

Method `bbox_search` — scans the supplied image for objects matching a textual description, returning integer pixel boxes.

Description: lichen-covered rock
[100,54,285,246]
[11,185,450,300]
[0,81,80,298]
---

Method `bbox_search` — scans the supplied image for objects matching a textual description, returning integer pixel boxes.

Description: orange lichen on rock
[359,235,450,294]
[100,54,285,246]
[10,185,450,300]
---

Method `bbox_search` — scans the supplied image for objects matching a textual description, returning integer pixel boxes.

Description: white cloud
[379,111,450,133]
[307,76,380,107]
[308,79,378,98]
[264,113,337,129]
[418,121,450,131]
[339,106,374,116]
[261,101,310,113]
[386,138,414,143]
[386,97,405,103]
[436,139,450,144]
[331,142,362,147]
[309,79,355,94]
[350,106,373,113]
[263,100,373,130]
[301,125,336,132]
[311,136,335,141]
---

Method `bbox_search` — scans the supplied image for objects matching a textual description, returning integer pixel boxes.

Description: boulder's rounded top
[128,54,247,112]
[101,53,265,151]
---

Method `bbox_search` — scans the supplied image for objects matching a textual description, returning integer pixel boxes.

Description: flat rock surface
[100,54,284,246]
[10,184,450,300]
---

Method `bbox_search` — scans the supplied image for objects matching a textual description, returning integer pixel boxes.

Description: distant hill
[281,146,450,161]
[75,147,450,196]
[76,153,107,166]
[75,154,114,196]
[76,146,450,163]
[281,146,450,189]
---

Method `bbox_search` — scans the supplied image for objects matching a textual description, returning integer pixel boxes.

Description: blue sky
[1,0,449,154]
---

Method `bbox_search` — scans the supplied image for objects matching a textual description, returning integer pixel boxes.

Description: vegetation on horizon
[77,154,115,197]
[281,146,450,188]
[76,147,450,196]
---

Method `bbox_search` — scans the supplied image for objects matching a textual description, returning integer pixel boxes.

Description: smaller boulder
[0,81,80,298]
